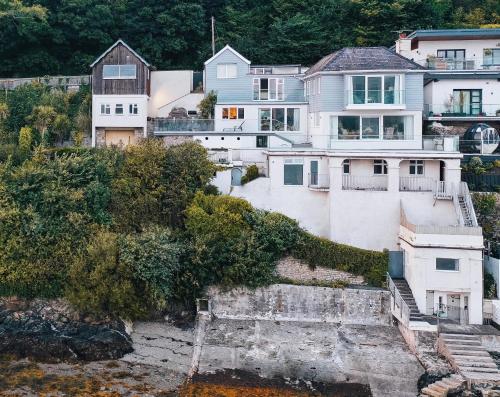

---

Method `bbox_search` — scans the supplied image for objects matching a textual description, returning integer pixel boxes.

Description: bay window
[338,115,412,140]
[253,78,284,100]
[338,116,360,139]
[259,108,300,132]
[349,75,402,104]
[361,117,379,139]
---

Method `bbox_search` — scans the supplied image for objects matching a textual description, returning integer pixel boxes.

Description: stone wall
[207,284,391,326]
[162,135,194,147]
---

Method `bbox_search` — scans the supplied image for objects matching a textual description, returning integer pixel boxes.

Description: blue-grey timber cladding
[404,74,424,111]
[205,48,306,104]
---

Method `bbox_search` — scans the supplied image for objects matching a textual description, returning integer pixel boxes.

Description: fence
[462,172,500,192]
[0,75,90,90]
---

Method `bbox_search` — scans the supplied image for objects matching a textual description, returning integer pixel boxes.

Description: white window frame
[258,107,300,132]
[349,74,402,104]
[253,78,284,101]
[100,104,111,115]
[436,258,460,272]
[342,159,350,175]
[103,64,137,79]
[283,158,304,186]
[409,159,424,176]
[217,63,237,79]
[373,159,388,175]
[222,107,245,120]
[115,104,124,115]
[129,104,138,115]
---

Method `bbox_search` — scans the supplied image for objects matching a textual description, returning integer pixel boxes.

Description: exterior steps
[438,333,500,385]
[420,374,464,397]
[458,196,473,227]
[392,278,426,321]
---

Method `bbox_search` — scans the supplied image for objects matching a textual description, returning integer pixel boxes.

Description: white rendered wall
[149,71,196,117]
[212,168,233,195]
[92,95,148,146]
[401,239,483,324]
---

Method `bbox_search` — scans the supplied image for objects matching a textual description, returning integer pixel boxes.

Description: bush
[291,232,388,287]
[484,272,497,299]
[241,164,259,185]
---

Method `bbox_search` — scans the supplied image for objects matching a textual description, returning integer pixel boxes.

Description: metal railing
[154,118,215,132]
[208,150,230,164]
[416,57,500,71]
[434,181,454,200]
[424,104,500,118]
[459,181,479,227]
[345,90,405,105]
[399,176,436,192]
[0,75,90,90]
[308,173,330,189]
[342,175,388,191]
[387,274,411,327]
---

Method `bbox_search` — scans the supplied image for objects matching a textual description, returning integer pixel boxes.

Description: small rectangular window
[238,108,245,119]
[222,108,229,119]
[115,104,124,115]
[100,104,110,115]
[436,258,459,271]
[284,159,304,185]
[342,159,350,174]
[373,159,387,175]
[409,160,424,175]
[217,63,237,79]
[256,135,268,148]
[129,104,138,115]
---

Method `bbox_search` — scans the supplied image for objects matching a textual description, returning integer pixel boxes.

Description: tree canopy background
[1,0,499,78]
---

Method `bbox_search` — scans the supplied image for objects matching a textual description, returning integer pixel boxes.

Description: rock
[0,298,133,362]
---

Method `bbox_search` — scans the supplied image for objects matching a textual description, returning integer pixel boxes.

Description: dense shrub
[292,233,388,287]
[472,192,499,257]
[484,272,497,299]
[241,164,260,185]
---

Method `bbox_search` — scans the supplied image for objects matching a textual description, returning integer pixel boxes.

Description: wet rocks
[0,298,133,362]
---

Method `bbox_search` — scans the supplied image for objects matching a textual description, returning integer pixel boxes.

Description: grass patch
[278,277,349,289]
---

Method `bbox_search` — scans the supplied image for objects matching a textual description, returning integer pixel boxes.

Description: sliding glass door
[453,90,481,115]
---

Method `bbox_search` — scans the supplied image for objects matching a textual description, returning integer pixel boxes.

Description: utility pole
[211,16,215,56]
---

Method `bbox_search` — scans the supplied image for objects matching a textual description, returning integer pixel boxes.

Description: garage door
[105,129,136,147]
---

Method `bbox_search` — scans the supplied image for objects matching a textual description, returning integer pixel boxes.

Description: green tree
[29,105,56,145]
[18,126,32,153]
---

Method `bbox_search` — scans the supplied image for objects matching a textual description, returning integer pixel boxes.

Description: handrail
[459,182,478,227]
[387,273,410,327]
[453,188,465,227]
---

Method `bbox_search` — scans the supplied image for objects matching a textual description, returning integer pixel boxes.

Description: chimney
[395,34,412,59]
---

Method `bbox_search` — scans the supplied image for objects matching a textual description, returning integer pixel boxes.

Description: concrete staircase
[392,278,426,321]
[439,333,500,384]
[420,374,464,397]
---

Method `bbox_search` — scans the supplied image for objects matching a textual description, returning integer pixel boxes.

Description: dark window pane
[284,164,303,185]
[436,258,458,271]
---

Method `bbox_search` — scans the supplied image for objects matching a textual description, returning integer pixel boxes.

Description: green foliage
[472,192,499,257]
[291,233,388,287]
[18,127,33,154]
[241,164,260,185]
[66,230,149,320]
[120,226,184,310]
[484,271,497,299]
[197,90,217,119]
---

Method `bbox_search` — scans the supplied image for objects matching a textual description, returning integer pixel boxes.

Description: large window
[436,258,459,271]
[437,49,465,60]
[484,49,500,66]
[253,78,284,100]
[103,64,137,79]
[217,63,237,79]
[259,108,300,131]
[339,115,412,140]
[284,159,303,185]
[452,89,482,116]
[350,75,401,104]
[222,107,244,119]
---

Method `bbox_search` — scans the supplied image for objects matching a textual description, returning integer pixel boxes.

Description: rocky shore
[0,297,133,362]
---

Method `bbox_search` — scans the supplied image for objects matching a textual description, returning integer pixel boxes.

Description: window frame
[103,64,137,80]
[253,78,285,101]
[409,159,424,176]
[283,158,304,186]
[222,107,245,120]
[259,108,300,132]
[129,103,139,115]
[217,63,237,79]
[373,159,388,175]
[100,104,111,115]
[115,104,124,115]
[484,48,500,66]
[256,135,268,148]
[437,49,465,60]
[342,159,350,175]
[350,74,402,105]
[436,258,459,272]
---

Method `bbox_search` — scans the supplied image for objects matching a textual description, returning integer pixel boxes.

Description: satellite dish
[461,123,500,154]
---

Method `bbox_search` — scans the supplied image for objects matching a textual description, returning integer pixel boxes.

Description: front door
[447,294,461,322]
[426,291,435,315]
[231,167,242,186]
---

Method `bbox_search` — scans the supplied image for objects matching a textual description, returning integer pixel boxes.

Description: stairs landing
[439,333,500,385]
[420,374,464,397]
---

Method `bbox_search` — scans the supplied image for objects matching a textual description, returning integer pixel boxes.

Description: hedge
[292,232,388,287]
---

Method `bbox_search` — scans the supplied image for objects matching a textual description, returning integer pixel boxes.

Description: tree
[52,113,71,144]
[29,105,56,145]
[18,126,32,153]
[197,90,217,119]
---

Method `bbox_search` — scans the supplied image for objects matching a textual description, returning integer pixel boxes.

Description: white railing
[422,136,459,152]
[459,182,479,227]
[342,175,388,191]
[387,274,410,327]
[308,173,330,190]
[208,150,230,164]
[399,177,436,192]
[434,181,453,200]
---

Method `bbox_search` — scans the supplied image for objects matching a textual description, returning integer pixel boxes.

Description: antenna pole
[211,16,215,56]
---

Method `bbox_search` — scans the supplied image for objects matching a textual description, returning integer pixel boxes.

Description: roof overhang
[204,45,251,65]
[90,39,151,68]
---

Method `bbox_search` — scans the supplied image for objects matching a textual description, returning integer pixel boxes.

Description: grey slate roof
[305,47,425,75]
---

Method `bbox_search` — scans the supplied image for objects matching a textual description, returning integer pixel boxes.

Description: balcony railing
[345,90,405,105]
[399,177,436,192]
[308,173,330,190]
[387,274,411,327]
[424,104,500,118]
[154,118,215,132]
[422,136,459,152]
[208,150,230,164]
[342,175,388,191]
[417,57,500,71]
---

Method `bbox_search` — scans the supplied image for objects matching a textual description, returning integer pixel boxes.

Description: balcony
[154,118,214,132]
[422,136,459,152]
[342,175,388,191]
[345,90,405,107]
[424,104,500,119]
[399,177,436,192]
[308,173,330,191]
[417,57,500,71]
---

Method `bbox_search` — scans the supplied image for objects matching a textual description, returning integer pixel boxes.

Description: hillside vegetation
[0,139,387,320]
[1,0,499,78]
